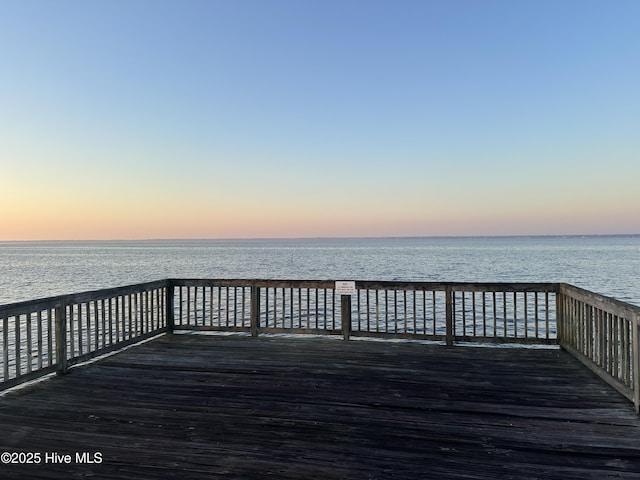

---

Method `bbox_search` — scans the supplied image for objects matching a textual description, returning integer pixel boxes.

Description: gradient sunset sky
[1,0,639,240]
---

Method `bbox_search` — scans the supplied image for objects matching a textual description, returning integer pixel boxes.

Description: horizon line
[1,233,639,243]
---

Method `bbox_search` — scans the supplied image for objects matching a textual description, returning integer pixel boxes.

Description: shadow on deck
[1,334,639,479]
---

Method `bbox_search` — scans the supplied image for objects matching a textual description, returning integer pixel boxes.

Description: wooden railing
[170,279,339,337]
[353,281,559,344]
[558,284,640,412]
[1,278,638,413]
[0,280,169,392]
[170,280,559,344]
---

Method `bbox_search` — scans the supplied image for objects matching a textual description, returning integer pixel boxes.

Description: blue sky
[1,0,639,240]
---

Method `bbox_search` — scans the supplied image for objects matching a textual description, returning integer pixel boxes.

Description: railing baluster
[146,290,151,331]
[289,288,294,329]
[242,286,248,327]
[545,292,550,339]
[432,291,437,335]
[384,290,389,332]
[47,309,52,367]
[632,311,639,413]
[313,288,325,328]
[393,290,398,333]
[470,292,475,337]
[324,289,329,331]
[482,292,487,338]
[462,291,468,336]
[306,288,310,329]
[76,304,84,356]
[623,318,630,385]
[37,310,43,370]
[492,292,497,338]
[228,286,232,327]
[421,290,426,335]
[412,290,417,334]
[2,316,8,380]
[185,287,191,327]
[26,312,33,374]
[502,292,507,337]
[216,286,221,326]
[15,314,21,377]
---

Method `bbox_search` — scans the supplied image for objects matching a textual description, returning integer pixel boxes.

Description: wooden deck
[1,334,639,479]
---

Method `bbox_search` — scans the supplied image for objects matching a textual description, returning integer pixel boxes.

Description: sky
[1,0,639,240]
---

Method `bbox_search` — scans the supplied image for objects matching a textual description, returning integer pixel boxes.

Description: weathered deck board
[1,334,639,479]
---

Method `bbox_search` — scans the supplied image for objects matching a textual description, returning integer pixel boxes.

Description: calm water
[0,236,639,306]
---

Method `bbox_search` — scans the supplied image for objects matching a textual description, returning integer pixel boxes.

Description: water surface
[1,236,638,306]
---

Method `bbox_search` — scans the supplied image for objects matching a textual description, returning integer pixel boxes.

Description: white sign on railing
[335,281,356,296]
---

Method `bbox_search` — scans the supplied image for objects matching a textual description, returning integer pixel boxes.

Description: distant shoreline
[1,233,639,245]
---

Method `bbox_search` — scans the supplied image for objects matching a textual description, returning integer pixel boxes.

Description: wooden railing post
[341,295,352,341]
[556,289,565,347]
[632,311,639,414]
[166,282,175,333]
[55,303,68,375]
[445,287,454,347]
[250,286,260,337]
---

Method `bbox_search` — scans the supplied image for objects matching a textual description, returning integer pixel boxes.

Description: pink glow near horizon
[1,2,639,241]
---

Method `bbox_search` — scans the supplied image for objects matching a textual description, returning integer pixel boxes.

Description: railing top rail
[169,278,562,292]
[1,279,565,316]
[0,296,65,317]
[559,283,640,317]
[356,281,561,292]
[168,278,338,289]
[0,279,169,317]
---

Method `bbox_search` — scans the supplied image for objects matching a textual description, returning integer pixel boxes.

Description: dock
[2,279,640,478]
[0,334,639,479]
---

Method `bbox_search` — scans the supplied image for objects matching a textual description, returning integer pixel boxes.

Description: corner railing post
[250,286,260,337]
[55,302,68,375]
[632,311,639,414]
[445,287,454,347]
[166,281,175,334]
[341,295,352,341]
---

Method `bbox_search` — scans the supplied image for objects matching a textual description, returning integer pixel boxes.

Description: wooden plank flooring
[1,334,639,479]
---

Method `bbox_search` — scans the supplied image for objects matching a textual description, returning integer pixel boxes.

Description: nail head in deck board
[1,334,640,479]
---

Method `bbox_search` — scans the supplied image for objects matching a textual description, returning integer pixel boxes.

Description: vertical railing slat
[2,316,9,380]
[632,311,639,413]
